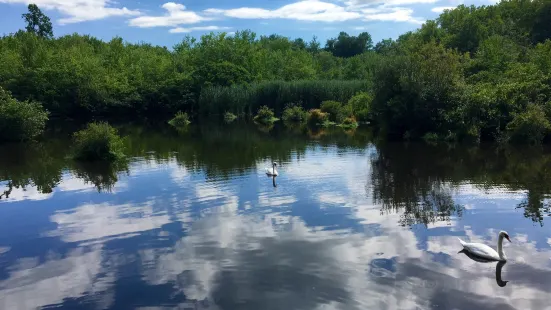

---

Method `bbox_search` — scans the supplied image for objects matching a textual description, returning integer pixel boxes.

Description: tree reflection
[371,142,551,226]
[1,122,551,228]
[71,160,129,193]
[0,141,64,199]
[371,142,464,226]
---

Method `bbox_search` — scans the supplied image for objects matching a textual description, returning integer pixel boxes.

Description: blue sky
[0,0,496,48]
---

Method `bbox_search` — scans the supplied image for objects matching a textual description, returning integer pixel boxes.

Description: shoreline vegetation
[1,1,551,154]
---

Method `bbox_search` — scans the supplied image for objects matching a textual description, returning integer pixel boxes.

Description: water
[0,122,550,310]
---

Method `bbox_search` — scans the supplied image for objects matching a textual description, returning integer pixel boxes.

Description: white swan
[458,231,511,262]
[266,162,278,176]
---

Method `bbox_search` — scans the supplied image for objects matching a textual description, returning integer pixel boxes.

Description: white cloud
[129,2,207,28]
[344,0,438,8]
[169,25,231,33]
[205,0,424,24]
[364,7,424,24]
[205,0,363,22]
[431,6,455,13]
[0,0,140,24]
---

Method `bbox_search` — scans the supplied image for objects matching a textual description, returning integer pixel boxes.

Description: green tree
[374,39,396,55]
[22,4,53,39]
[325,32,373,58]
[307,36,321,54]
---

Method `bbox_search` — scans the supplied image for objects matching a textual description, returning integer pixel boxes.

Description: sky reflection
[0,126,550,310]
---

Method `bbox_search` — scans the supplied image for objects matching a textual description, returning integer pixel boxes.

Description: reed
[198,80,370,117]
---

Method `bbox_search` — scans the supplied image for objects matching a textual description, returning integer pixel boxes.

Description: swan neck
[497,234,505,259]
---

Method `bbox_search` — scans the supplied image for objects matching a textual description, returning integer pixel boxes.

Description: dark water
[0,122,550,310]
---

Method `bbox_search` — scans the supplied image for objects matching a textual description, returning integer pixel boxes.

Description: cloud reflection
[0,246,113,310]
[46,202,171,243]
[136,200,551,310]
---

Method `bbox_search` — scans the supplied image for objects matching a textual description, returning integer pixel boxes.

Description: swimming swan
[458,231,511,262]
[266,162,278,176]
[458,249,509,287]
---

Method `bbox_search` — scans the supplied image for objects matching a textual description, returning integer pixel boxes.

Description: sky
[0,0,497,48]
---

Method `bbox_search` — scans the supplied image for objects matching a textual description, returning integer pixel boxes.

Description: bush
[72,122,126,161]
[320,100,342,122]
[320,100,352,123]
[282,105,308,123]
[506,104,551,145]
[307,109,329,127]
[422,132,440,144]
[253,105,278,124]
[339,116,358,129]
[0,87,49,142]
[168,111,191,127]
[224,111,237,123]
[347,92,372,122]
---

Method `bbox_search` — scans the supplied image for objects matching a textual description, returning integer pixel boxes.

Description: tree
[374,39,396,55]
[22,4,53,39]
[292,38,307,50]
[307,36,321,53]
[324,32,373,58]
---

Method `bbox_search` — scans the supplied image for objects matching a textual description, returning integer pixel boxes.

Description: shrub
[347,92,372,122]
[320,100,342,122]
[168,111,191,127]
[320,100,352,123]
[339,116,359,129]
[282,105,308,123]
[0,87,49,142]
[506,104,551,145]
[307,109,329,127]
[224,111,237,123]
[422,132,440,144]
[72,122,126,161]
[253,105,278,124]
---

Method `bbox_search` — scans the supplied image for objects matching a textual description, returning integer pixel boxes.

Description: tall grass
[198,80,370,117]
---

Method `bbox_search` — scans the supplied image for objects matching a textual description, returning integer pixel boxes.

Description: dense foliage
[72,122,126,161]
[2,1,551,143]
[0,86,48,142]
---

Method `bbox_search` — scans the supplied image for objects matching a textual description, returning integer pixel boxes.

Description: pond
[0,122,550,310]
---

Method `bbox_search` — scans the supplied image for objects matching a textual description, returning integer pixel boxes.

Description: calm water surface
[0,123,550,310]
